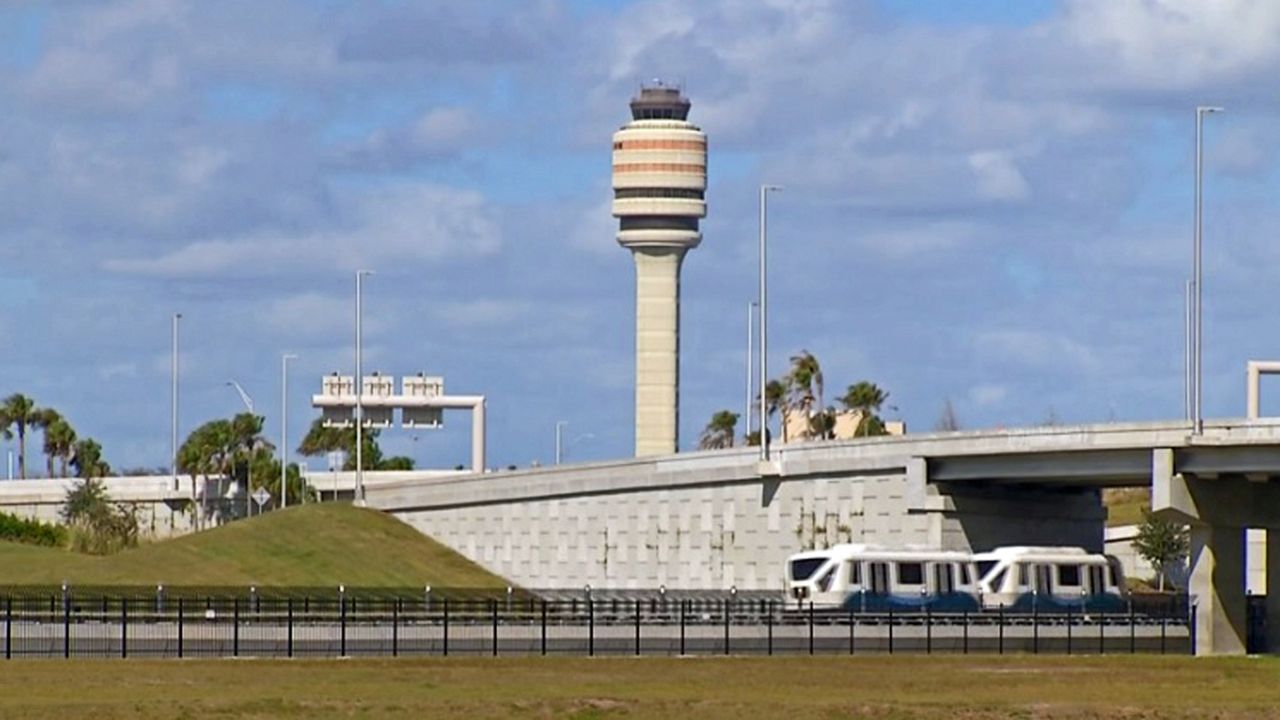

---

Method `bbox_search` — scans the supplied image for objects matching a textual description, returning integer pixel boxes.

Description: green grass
[0,655,1276,719]
[0,503,507,589]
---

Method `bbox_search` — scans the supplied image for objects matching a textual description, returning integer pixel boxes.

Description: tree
[71,438,110,479]
[757,379,787,443]
[840,381,891,437]
[699,410,739,450]
[379,456,415,471]
[808,407,837,440]
[786,350,824,417]
[1,393,43,479]
[1133,510,1190,591]
[935,398,961,432]
[62,477,138,555]
[297,418,389,470]
[40,411,77,478]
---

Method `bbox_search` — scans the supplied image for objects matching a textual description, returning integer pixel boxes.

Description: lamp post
[172,312,184,520]
[225,380,254,517]
[1193,105,1223,435]
[281,353,298,509]
[746,301,756,442]
[555,420,568,465]
[355,270,374,504]
[758,185,782,461]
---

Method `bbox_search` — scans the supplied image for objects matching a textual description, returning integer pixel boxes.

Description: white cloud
[974,330,1100,374]
[967,151,1031,202]
[103,183,501,278]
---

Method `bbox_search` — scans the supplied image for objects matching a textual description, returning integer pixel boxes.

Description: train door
[932,563,955,595]
[868,562,890,595]
[1033,564,1053,597]
[1088,565,1106,596]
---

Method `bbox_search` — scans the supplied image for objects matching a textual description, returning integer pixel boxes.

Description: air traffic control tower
[613,84,707,456]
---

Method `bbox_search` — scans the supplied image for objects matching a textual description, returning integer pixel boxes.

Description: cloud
[969,383,1008,407]
[967,151,1031,202]
[974,329,1101,375]
[103,183,501,278]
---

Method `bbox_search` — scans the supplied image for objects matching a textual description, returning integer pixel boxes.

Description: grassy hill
[1104,487,1149,527]
[0,503,506,590]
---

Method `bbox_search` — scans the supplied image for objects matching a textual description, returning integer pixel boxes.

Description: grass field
[1103,487,1149,527]
[0,503,506,589]
[0,655,1275,719]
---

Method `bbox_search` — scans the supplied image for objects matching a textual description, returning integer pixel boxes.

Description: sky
[4,0,1280,474]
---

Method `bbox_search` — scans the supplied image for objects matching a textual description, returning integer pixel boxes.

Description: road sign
[252,488,271,508]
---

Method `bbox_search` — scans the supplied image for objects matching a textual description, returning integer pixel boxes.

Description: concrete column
[1189,523,1248,655]
[1267,528,1280,653]
[632,248,685,456]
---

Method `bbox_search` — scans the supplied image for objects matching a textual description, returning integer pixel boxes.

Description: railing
[0,589,1192,659]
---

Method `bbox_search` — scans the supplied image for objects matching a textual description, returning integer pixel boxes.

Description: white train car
[973,546,1125,611]
[785,544,981,612]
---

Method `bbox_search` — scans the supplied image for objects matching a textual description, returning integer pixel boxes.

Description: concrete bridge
[365,419,1280,656]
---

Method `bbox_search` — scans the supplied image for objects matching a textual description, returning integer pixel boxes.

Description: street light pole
[1193,105,1223,435]
[746,301,755,442]
[225,380,255,518]
[355,270,374,504]
[171,312,183,517]
[555,420,567,465]
[759,185,782,461]
[281,354,297,510]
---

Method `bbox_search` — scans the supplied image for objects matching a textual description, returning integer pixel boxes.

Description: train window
[847,561,862,586]
[959,564,971,585]
[897,562,924,586]
[817,568,836,592]
[986,568,1007,593]
[1108,564,1118,588]
[1017,564,1029,587]
[1058,564,1081,587]
[790,558,827,581]
[1035,565,1053,594]
[976,560,997,578]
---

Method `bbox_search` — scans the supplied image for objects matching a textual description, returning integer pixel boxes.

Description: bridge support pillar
[1267,528,1280,653]
[1188,523,1247,656]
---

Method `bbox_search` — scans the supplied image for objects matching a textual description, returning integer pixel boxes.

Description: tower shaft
[633,247,685,455]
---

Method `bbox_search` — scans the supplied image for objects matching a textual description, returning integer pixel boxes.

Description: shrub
[0,511,67,547]
[62,478,139,555]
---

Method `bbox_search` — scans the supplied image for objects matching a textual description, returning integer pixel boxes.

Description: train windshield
[790,557,828,581]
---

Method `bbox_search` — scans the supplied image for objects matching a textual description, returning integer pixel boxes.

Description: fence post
[340,590,347,657]
[233,597,239,658]
[634,599,641,656]
[962,609,968,655]
[1032,600,1039,655]
[587,599,594,657]
[887,605,894,655]
[177,597,184,659]
[925,603,932,655]
[849,609,855,655]
[121,597,128,659]
[442,598,449,657]
[1189,601,1196,657]
[287,598,294,658]
[1129,595,1135,654]
[1099,606,1105,654]
[4,596,9,660]
[998,603,1004,655]
[491,599,498,657]
[62,585,70,659]
[540,601,547,656]
[766,600,773,656]
[679,600,686,656]
[1160,601,1167,655]
[808,601,815,655]
[1066,603,1072,655]
[392,598,399,658]
[723,599,730,656]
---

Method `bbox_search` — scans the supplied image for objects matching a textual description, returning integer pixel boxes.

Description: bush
[0,511,67,547]
[62,478,139,555]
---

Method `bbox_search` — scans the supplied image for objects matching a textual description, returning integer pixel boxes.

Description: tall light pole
[555,420,568,465]
[171,313,183,513]
[1193,105,1223,435]
[225,380,254,517]
[745,301,756,442]
[759,185,782,461]
[281,353,297,510]
[1184,279,1192,422]
[355,270,374,504]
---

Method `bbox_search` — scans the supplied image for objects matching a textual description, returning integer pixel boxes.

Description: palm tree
[840,381,891,437]
[698,410,739,450]
[786,350,824,415]
[42,414,78,478]
[1,394,43,479]
[758,379,787,443]
[71,438,110,479]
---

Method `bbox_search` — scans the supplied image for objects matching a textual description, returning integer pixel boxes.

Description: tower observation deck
[612,84,707,456]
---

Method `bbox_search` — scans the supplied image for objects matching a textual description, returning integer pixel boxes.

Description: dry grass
[0,655,1277,719]
[1103,488,1150,527]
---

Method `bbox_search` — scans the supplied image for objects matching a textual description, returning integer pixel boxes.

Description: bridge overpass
[366,419,1280,656]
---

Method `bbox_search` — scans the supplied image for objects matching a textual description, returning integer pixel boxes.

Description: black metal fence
[0,589,1192,659]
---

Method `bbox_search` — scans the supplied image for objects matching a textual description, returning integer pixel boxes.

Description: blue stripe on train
[838,591,980,613]
[1005,593,1126,613]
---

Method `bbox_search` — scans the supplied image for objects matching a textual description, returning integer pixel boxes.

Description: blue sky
[4,0,1280,473]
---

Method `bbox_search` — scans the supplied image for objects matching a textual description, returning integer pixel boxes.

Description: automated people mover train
[785,544,1125,611]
